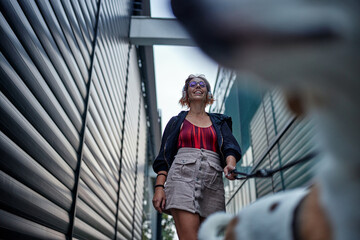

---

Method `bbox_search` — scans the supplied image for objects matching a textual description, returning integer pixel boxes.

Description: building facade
[210,69,321,213]
[0,1,159,239]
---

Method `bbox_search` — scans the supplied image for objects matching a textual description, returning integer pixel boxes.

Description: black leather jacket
[153,111,242,173]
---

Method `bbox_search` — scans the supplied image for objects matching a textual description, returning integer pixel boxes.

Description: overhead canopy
[129,16,194,46]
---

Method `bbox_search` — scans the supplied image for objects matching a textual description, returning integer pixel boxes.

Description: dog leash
[230,151,318,180]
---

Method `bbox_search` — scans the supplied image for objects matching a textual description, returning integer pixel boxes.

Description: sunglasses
[189,80,206,88]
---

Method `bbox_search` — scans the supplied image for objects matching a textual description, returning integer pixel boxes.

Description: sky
[150,0,219,132]
[150,2,218,238]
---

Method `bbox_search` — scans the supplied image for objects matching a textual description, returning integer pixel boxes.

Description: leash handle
[230,151,318,180]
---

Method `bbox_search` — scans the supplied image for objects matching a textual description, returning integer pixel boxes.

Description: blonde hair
[179,74,214,108]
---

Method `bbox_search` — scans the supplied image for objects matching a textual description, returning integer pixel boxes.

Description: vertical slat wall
[134,102,147,240]
[125,48,147,240]
[0,0,147,239]
[73,0,121,238]
[249,89,319,198]
[212,70,320,212]
[268,90,293,192]
[225,147,256,214]
[249,95,271,198]
[116,47,141,240]
[272,118,320,191]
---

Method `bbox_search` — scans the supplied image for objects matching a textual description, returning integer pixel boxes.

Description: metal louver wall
[210,70,320,213]
[250,89,319,198]
[0,0,147,239]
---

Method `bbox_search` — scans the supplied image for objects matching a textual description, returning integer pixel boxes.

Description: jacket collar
[177,110,188,122]
[176,110,231,128]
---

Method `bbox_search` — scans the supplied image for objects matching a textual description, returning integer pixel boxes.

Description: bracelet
[154,184,165,189]
[157,173,167,178]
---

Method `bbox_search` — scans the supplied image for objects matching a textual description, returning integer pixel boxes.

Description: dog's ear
[224,216,240,240]
[284,91,305,116]
[285,90,327,116]
[297,185,332,240]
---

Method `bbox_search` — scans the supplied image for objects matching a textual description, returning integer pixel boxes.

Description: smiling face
[179,74,214,108]
[187,78,208,102]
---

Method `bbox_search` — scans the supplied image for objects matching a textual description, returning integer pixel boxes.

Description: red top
[178,119,218,152]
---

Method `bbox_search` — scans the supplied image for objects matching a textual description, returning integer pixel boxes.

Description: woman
[152,74,242,240]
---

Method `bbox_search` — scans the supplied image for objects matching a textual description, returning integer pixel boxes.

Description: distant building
[210,68,320,213]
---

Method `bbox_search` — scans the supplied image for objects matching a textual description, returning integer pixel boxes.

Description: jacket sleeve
[152,117,176,173]
[221,118,242,162]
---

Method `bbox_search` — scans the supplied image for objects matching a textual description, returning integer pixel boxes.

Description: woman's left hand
[224,156,237,180]
[224,164,237,180]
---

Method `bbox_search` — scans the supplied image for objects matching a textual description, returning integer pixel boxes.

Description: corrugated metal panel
[0,0,147,239]
[254,92,276,197]
[250,104,268,164]
[131,51,147,239]
[276,118,320,190]
[224,147,257,213]
[213,69,320,213]
[268,89,291,192]
[117,47,141,239]
[0,209,66,240]
[251,90,319,198]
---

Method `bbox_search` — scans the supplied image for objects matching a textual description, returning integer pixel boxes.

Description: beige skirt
[164,147,225,218]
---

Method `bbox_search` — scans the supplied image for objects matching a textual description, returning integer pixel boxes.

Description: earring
[208,92,213,100]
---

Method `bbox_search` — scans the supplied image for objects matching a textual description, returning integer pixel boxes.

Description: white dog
[171,0,360,239]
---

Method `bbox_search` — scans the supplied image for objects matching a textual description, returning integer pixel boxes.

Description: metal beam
[129,16,195,46]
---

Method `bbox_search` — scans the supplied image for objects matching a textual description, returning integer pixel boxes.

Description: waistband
[177,147,220,159]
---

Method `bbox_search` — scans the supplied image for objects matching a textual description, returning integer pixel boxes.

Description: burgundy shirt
[178,119,218,152]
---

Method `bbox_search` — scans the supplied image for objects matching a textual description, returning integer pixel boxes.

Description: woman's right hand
[152,187,166,213]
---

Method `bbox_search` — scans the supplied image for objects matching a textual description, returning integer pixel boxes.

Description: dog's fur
[171,0,360,239]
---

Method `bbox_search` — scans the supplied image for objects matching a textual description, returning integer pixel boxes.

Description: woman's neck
[188,104,207,116]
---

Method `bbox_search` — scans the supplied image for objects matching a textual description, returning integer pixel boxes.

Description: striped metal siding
[116,47,141,240]
[211,69,320,213]
[134,103,147,240]
[249,93,271,198]
[250,89,319,198]
[272,117,319,191]
[0,0,147,239]
[225,147,256,213]
[130,76,147,240]
[251,91,280,197]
